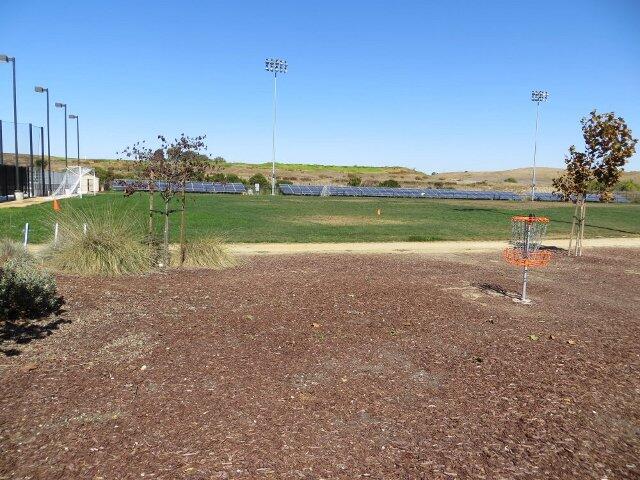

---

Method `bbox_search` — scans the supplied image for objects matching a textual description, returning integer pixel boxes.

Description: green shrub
[0,257,64,321]
[347,173,362,186]
[249,173,270,192]
[224,173,246,184]
[616,179,640,192]
[207,172,226,182]
[181,236,236,269]
[504,177,518,183]
[45,205,155,276]
[378,179,400,188]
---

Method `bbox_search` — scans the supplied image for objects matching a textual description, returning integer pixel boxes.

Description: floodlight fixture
[0,54,13,63]
[531,90,549,103]
[55,102,65,108]
[265,58,288,74]
[68,114,77,119]
[264,57,288,195]
[529,90,550,201]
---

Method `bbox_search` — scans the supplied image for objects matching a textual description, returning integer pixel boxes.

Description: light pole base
[513,297,532,305]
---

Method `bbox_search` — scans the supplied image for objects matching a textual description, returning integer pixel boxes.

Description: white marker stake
[83,223,87,235]
[23,223,29,248]
[54,222,59,245]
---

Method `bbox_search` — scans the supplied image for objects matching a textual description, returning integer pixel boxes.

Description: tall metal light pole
[55,102,68,168]
[530,90,549,201]
[265,58,288,195]
[68,114,79,165]
[34,86,52,194]
[0,54,20,191]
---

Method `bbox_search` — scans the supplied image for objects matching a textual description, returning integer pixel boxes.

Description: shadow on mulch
[1,316,71,356]
[540,245,567,253]
[477,282,520,299]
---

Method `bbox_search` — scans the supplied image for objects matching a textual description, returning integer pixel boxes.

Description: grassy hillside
[2,192,638,244]
[12,154,639,192]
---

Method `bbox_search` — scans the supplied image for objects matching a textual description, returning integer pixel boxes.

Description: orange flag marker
[53,199,61,212]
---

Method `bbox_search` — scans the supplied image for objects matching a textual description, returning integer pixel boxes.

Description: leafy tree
[347,173,362,186]
[378,179,400,188]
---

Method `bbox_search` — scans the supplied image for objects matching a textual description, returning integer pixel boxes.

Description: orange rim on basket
[503,247,552,267]
[511,215,549,223]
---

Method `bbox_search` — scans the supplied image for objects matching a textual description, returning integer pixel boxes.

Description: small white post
[23,223,29,248]
[54,222,59,245]
[83,223,87,235]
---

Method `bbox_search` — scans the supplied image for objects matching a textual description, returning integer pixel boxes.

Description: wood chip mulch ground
[1,248,639,479]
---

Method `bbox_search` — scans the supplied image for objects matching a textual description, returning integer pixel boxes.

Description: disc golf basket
[503,214,551,304]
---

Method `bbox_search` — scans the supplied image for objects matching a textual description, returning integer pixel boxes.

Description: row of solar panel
[111,179,247,194]
[278,184,630,203]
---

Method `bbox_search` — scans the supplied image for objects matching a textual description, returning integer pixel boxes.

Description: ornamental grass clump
[46,205,155,276]
[0,238,31,266]
[179,236,237,269]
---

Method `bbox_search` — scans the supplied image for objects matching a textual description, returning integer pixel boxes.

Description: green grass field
[1,192,639,244]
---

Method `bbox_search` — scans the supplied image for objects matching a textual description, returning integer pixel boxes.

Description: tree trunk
[148,191,155,244]
[179,186,186,266]
[578,199,587,257]
[163,199,170,268]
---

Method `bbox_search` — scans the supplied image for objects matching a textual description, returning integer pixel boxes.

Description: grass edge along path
[1,192,638,244]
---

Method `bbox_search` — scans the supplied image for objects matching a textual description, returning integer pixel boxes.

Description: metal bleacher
[279,184,629,203]
[111,179,246,194]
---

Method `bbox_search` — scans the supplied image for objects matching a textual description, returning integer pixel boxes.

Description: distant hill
[11,155,639,192]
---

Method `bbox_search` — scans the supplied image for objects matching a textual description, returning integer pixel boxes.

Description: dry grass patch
[294,214,409,226]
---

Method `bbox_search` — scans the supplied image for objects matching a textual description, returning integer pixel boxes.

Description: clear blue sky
[2,0,639,172]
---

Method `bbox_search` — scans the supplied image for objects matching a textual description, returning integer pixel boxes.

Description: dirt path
[0,197,52,209]
[229,236,640,256]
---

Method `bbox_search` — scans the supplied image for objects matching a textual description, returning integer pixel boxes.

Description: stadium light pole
[0,54,20,190]
[35,86,52,194]
[55,102,68,168]
[68,114,79,165]
[265,58,288,195]
[530,90,549,201]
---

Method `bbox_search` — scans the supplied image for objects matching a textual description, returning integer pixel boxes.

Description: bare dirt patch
[291,214,408,226]
[1,249,639,479]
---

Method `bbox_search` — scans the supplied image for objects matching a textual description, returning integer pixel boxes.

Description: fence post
[29,123,34,198]
[40,126,46,196]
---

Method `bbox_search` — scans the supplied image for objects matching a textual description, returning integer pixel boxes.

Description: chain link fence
[0,119,53,199]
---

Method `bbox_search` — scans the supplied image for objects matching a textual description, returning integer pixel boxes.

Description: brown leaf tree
[582,110,637,202]
[551,146,593,200]
[120,134,209,267]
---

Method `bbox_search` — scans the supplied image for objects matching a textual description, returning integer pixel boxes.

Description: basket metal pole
[521,219,531,303]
